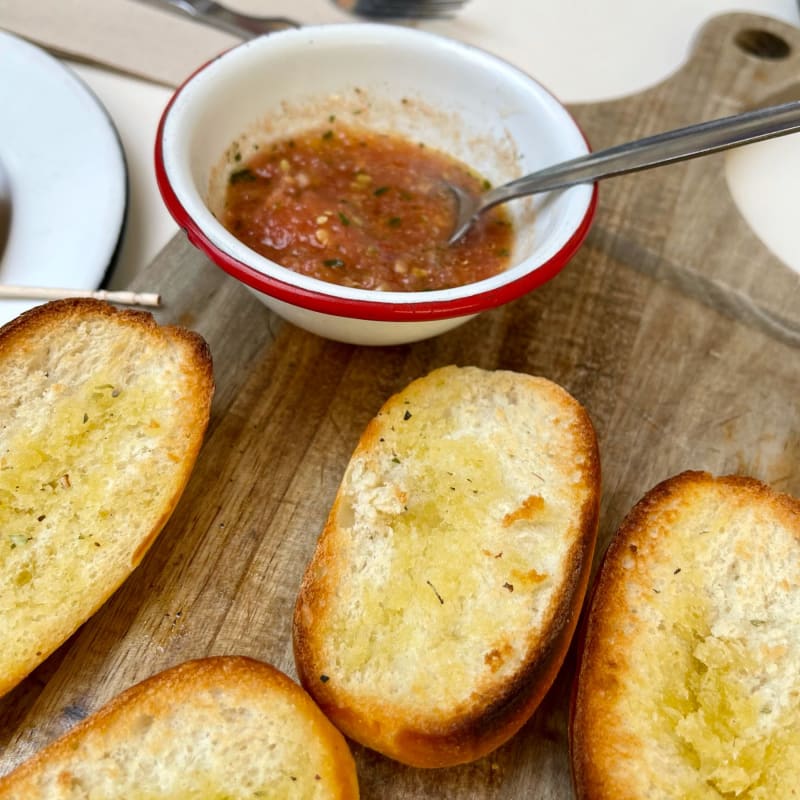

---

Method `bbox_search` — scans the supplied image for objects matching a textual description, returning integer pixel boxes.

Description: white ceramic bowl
[156,23,596,346]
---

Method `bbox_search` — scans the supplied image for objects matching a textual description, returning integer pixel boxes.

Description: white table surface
[65,0,800,289]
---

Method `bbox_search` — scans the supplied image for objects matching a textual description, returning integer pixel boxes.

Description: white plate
[0,31,127,327]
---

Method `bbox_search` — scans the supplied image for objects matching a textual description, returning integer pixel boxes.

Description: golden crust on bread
[293,365,600,767]
[0,656,359,798]
[0,299,213,698]
[571,471,800,799]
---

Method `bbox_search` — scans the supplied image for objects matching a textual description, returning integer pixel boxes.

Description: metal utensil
[135,0,299,38]
[136,0,466,38]
[448,100,800,244]
[331,0,467,18]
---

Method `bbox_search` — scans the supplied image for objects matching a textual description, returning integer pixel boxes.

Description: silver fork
[136,0,465,40]
[135,0,298,37]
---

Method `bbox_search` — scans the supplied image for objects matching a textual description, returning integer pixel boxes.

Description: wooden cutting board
[2,12,799,798]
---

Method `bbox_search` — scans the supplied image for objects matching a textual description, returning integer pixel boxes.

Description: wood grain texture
[1,12,799,798]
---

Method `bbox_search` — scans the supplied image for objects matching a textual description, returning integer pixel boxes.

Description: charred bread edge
[567,470,800,798]
[294,376,601,768]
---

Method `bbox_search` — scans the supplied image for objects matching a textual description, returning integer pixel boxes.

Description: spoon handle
[484,100,800,207]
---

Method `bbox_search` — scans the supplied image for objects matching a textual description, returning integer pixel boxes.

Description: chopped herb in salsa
[229,168,257,184]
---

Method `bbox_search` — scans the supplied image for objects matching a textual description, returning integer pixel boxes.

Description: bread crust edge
[0,656,360,798]
[569,470,800,799]
[293,369,601,768]
[0,299,215,700]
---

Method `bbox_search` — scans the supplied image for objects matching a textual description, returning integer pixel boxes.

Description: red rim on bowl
[155,27,598,323]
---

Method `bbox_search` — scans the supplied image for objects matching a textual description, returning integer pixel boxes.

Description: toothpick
[0,285,161,308]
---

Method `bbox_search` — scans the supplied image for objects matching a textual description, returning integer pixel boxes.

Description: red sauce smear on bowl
[221,125,513,292]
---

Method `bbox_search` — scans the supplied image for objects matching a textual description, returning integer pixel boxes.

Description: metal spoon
[331,0,468,18]
[448,100,800,244]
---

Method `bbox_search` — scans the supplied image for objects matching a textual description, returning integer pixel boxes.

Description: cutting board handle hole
[733,29,791,60]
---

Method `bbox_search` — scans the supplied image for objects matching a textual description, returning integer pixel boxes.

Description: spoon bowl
[448,100,800,244]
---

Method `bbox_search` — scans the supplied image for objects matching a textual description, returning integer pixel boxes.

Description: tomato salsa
[221,125,513,292]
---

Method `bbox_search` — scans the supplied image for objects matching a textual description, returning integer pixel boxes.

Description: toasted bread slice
[0,656,359,798]
[0,299,213,698]
[571,471,800,799]
[293,365,600,767]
